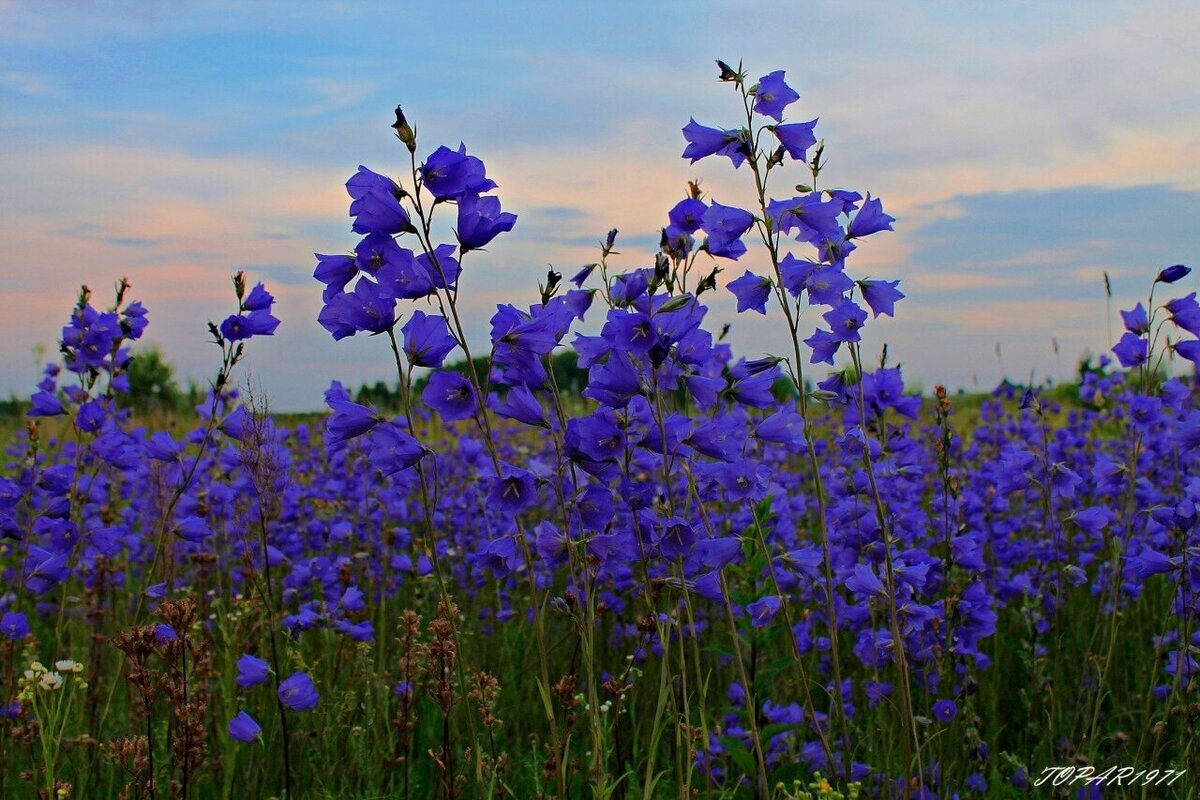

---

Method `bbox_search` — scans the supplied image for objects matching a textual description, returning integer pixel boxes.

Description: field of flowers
[2,63,1199,799]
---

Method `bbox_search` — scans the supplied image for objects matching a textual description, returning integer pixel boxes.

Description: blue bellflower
[401,311,457,368]
[236,654,271,689]
[278,672,320,711]
[457,193,516,252]
[420,143,496,200]
[727,272,772,314]
[681,119,750,168]
[346,166,413,235]
[701,201,755,260]
[772,119,818,160]
[752,71,800,122]
[422,371,477,421]
[859,279,905,317]
[229,711,263,743]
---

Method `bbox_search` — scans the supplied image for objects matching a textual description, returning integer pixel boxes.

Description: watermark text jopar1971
[1034,766,1186,788]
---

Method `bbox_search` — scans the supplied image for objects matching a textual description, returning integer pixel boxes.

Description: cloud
[901,184,1200,300]
[235,264,313,286]
[0,69,58,96]
[1,1,1197,409]
[861,183,1200,390]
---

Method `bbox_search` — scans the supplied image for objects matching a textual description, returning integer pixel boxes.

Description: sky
[2,1,1198,411]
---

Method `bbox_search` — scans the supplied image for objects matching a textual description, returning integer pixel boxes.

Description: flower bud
[658,294,694,313]
[654,252,670,283]
[696,266,721,296]
[391,105,416,153]
[603,228,618,253]
[1156,264,1191,284]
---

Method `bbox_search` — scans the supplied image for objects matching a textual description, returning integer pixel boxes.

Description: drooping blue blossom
[1167,293,1200,336]
[313,253,357,301]
[401,311,457,368]
[491,384,548,428]
[420,143,496,201]
[355,232,407,276]
[318,278,396,339]
[806,266,855,306]
[121,300,149,339]
[701,201,755,260]
[1176,339,1200,364]
[726,271,772,314]
[1156,264,1191,284]
[845,563,886,597]
[236,654,271,689]
[278,672,320,711]
[76,401,105,432]
[566,412,625,463]
[1120,303,1149,334]
[681,119,749,168]
[846,194,895,239]
[241,283,274,312]
[858,279,905,317]
[347,166,412,236]
[145,431,184,462]
[932,699,958,723]
[375,246,434,300]
[487,466,539,514]
[1112,331,1148,368]
[0,612,29,640]
[570,264,596,287]
[422,371,477,421]
[228,711,263,743]
[457,193,517,252]
[746,595,782,628]
[325,399,383,445]
[219,309,280,341]
[610,271,649,306]
[754,408,805,450]
[175,516,212,543]
[767,194,842,246]
[418,244,462,290]
[772,119,818,161]
[25,547,70,595]
[218,406,252,441]
[28,391,66,417]
[668,197,708,233]
[804,328,841,366]
[752,71,799,122]
[822,299,868,343]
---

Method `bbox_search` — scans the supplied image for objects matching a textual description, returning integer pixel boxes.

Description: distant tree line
[1,345,203,419]
[3,345,1187,420]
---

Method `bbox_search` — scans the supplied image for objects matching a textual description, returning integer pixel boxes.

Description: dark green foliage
[121,345,183,412]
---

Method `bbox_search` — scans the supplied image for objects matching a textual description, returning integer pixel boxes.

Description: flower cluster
[0,61,1195,800]
[1112,264,1198,370]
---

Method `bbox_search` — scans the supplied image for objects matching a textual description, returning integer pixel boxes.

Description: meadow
[2,63,1198,799]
